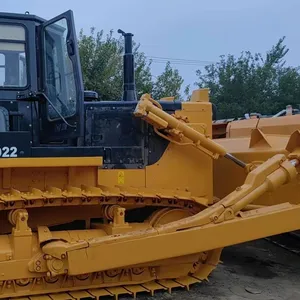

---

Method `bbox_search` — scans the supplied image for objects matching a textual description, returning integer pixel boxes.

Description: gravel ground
[122,238,300,300]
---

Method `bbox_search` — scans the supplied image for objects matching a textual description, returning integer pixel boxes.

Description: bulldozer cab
[0,10,83,154]
[0,9,180,166]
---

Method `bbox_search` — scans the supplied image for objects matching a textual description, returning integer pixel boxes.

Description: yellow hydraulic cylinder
[134,94,246,167]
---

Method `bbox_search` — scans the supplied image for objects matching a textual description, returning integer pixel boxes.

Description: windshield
[44,18,76,120]
[0,24,27,88]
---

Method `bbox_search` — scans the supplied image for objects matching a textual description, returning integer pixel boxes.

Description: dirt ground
[122,238,300,300]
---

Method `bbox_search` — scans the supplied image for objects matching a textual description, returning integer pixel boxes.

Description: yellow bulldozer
[1,9,300,300]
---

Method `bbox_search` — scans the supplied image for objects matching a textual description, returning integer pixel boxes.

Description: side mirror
[84,90,99,101]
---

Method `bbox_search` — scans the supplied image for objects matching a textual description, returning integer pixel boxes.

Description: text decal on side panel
[0,146,18,157]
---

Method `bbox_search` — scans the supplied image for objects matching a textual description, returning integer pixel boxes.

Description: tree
[195,37,300,118]
[152,61,184,100]
[78,28,153,100]
[183,84,192,101]
[134,50,153,99]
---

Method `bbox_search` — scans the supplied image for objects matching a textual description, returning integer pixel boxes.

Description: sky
[0,0,299,95]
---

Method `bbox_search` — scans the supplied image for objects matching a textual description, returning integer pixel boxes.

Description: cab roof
[0,11,45,23]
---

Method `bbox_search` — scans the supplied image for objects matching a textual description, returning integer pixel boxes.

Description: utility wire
[148,55,215,63]
[150,60,210,66]
[146,55,215,66]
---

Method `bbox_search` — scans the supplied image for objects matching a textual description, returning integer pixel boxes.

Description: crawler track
[4,268,217,300]
[265,231,300,256]
[0,185,220,300]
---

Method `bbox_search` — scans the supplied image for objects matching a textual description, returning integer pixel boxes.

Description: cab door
[39,10,84,143]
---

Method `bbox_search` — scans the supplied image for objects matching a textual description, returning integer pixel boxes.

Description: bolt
[236,186,242,191]
[61,254,66,259]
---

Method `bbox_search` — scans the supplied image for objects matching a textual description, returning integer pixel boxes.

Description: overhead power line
[147,56,215,64]
[150,60,209,66]
[146,55,215,66]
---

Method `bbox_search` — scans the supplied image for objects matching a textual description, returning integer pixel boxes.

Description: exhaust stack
[118,29,137,101]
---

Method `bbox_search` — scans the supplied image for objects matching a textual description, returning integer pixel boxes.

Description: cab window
[44,18,76,120]
[0,24,27,88]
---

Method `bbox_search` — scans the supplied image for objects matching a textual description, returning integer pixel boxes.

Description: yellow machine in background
[1,10,300,300]
[213,106,300,199]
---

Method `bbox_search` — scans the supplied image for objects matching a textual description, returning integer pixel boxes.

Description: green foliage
[134,48,153,99]
[78,28,153,100]
[183,84,191,101]
[195,37,300,118]
[78,28,123,100]
[152,61,184,100]
[78,28,184,100]
[78,29,300,113]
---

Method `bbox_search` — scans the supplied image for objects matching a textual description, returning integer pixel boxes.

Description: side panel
[97,169,145,187]
[85,102,146,168]
[84,101,178,169]
[146,102,213,201]
[0,132,31,157]
[95,101,213,202]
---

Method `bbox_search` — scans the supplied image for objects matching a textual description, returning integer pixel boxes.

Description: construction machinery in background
[1,9,300,300]
[212,105,300,139]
